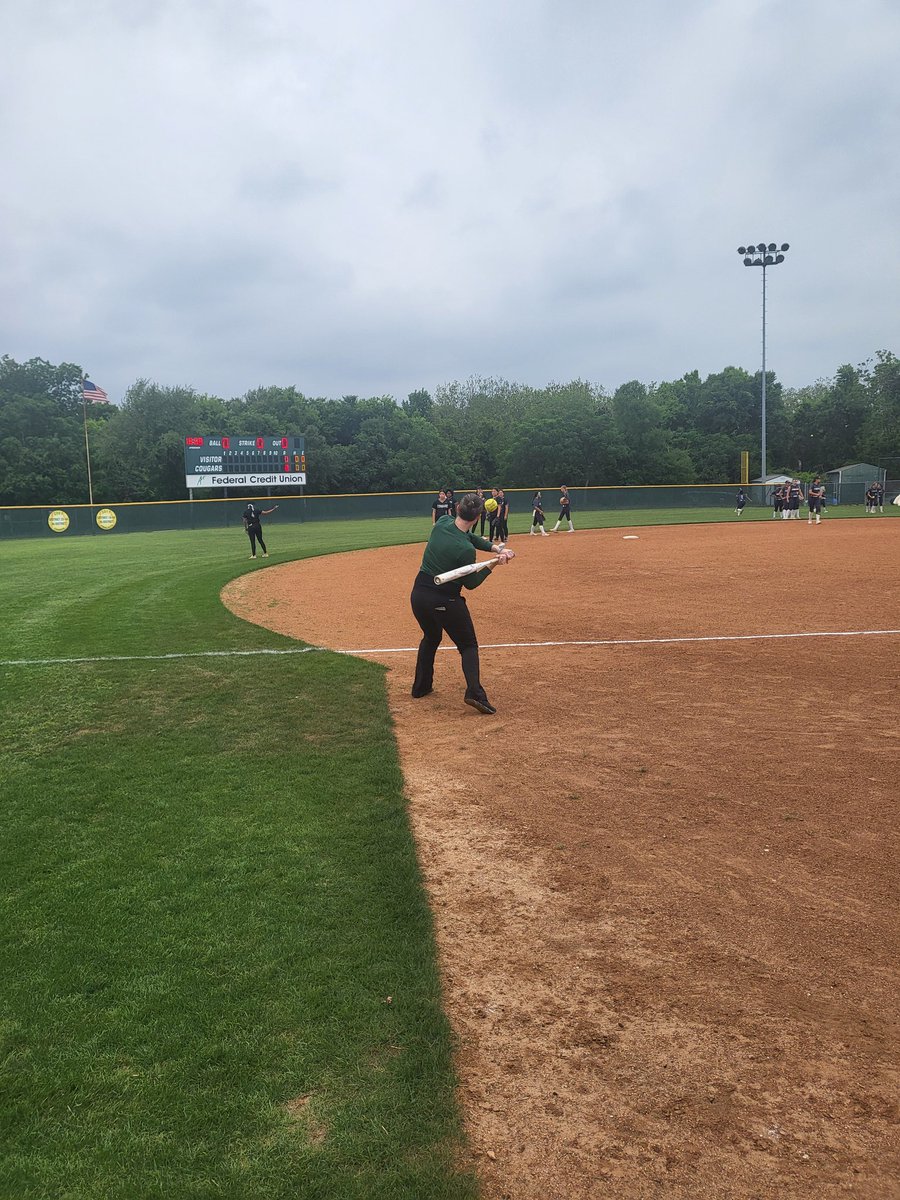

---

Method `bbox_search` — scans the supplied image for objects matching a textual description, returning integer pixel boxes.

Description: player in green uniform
[410,492,515,714]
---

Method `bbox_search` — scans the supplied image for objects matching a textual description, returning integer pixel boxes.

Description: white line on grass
[0,647,323,666]
[3,628,900,667]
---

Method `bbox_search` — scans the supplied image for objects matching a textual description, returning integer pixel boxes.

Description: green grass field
[1,519,481,1200]
[1,503,894,1198]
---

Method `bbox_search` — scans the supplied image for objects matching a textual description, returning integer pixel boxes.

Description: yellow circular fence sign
[48,510,70,532]
[96,508,118,530]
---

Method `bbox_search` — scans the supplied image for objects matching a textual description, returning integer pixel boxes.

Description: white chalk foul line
[2,628,900,667]
[0,648,323,666]
[347,628,900,653]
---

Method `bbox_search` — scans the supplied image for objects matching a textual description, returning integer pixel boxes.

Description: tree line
[1,351,898,506]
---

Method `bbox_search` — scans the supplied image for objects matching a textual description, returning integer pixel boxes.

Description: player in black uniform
[445,488,457,517]
[807,476,825,525]
[772,484,784,519]
[735,488,747,516]
[873,481,885,513]
[551,484,575,532]
[487,488,501,541]
[864,485,877,514]
[475,488,487,536]
[242,501,278,558]
[496,489,510,542]
[410,493,514,715]
[530,491,549,535]
[432,489,452,523]
[787,479,803,519]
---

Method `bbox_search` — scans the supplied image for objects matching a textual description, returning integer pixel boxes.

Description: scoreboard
[184,435,306,488]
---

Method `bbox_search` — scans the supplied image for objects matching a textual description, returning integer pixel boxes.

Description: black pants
[410,572,488,702]
[247,525,267,555]
[496,516,509,540]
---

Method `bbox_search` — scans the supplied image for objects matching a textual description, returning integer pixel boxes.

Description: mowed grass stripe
[0,521,479,1200]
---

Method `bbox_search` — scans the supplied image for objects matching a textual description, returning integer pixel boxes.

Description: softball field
[223,518,900,1200]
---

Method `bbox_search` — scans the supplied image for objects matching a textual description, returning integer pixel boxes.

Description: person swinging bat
[410,492,515,715]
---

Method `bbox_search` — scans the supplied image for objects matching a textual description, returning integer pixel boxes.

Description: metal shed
[824,464,885,506]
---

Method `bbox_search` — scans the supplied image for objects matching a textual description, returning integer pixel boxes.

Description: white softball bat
[434,557,500,585]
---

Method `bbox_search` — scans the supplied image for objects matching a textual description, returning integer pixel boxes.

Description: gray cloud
[1,0,898,405]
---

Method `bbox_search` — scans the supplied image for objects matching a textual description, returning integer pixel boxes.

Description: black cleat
[465,696,497,715]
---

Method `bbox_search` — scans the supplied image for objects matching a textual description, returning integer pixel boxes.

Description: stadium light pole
[736,241,789,485]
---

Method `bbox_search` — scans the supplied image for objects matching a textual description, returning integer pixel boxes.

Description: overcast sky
[2,0,898,405]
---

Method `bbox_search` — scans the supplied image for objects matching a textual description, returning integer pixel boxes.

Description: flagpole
[81,378,95,510]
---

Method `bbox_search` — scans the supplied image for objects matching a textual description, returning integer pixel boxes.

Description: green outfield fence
[0,481,882,540]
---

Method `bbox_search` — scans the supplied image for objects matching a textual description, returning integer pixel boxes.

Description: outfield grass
[1,520,479,1200]
[1,504,893,1198]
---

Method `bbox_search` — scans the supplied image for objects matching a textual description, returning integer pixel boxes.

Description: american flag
[82,377,109,403]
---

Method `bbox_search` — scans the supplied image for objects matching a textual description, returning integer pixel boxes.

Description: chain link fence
[0,482,863,539]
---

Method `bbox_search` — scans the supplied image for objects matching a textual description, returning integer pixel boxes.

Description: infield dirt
[222,520,900,1200]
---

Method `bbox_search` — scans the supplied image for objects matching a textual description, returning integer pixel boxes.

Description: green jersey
[420,516,494,590]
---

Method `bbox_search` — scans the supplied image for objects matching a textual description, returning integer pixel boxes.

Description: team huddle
[768,477,826,523]
[865,482,886,513]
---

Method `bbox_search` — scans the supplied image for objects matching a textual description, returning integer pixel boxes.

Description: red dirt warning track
[222,520,900,1200]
